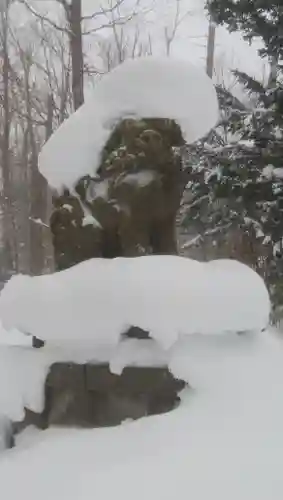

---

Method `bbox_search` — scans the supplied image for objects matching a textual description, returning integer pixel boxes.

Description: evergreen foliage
[181,1,283,311]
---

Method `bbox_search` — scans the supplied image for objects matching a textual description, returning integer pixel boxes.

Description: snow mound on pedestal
[0,256,271,435]
[0,256,270,350]
[38,57,219,191]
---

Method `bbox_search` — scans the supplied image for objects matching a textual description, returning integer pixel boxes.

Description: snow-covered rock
[0,322,31,347]
[0,256,270,421]
[39,57,219,191]
[0,338,169,421]
[0,415,14,451]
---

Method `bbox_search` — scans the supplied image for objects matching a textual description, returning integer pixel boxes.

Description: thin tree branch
[82,0,125,21]
[19,0,71,34]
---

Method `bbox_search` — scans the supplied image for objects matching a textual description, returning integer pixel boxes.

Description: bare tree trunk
[21,55,47,274]
[18,128,31,273]
[68,0,84,110]
[268,54,278,88]
[29,156,48,275]
[0,0,16,275]
[45,94,54,141]
[44,94,55,272]
[206,16,216,79]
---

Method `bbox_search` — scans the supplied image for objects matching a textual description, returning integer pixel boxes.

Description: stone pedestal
[16,362,186,431]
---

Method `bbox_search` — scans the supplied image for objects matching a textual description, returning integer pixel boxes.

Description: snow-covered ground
[0,256,282,499]
[0,328,283,500]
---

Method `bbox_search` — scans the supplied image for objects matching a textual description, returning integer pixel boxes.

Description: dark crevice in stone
[14,362,186,432]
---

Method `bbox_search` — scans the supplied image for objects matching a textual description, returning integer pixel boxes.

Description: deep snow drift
[0,256,270,348]
[1,329,283,500]
[38,57,219,191]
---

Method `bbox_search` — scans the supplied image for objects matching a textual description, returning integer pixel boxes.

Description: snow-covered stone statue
[0,57,274,447]
[39,57,219,269]
[0,57,224,436]
[50,118,185,269]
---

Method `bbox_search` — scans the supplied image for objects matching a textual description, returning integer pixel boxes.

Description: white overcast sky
[10,0,268,83]
[85,0,267,80]
[142,0,267,81]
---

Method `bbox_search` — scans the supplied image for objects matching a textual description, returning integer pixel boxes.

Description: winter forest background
[0,0,283,318]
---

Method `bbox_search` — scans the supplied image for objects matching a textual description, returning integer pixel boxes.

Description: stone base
[14,363,186,431]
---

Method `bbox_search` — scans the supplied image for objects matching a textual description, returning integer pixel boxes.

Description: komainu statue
[50,118,186,270]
